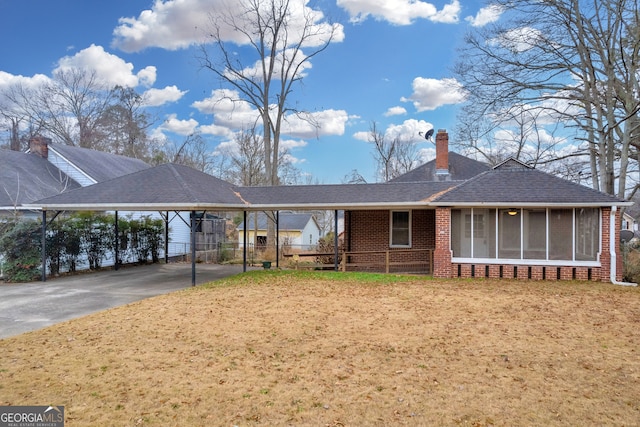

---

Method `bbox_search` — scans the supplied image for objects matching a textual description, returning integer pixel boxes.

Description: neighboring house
[31,130,631,284]
[0,136,149,217]
[0,136,200,262]
[237,212,321,251]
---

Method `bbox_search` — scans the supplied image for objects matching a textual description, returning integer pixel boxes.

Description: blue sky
[0,0,502,183]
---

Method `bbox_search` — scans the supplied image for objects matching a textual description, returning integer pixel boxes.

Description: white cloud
[384,119,433,141]
[193,88,349,138]
[337,0,460,25]
[384,106,407,117]
[137,66,157,87]
[159,113,199,135]
[55,44,153,88]
[0,71,50,91]
[283,109,350,138]
[491,26,543,53]
[192,88,259,129]
[281,138,308,150]
[112,0,344,53]
[227,48,313,82]
[352,119,433,142]
[353,130,369,142]
[465,4,504,27]
[199,123,236,138]
[142,85,187,107]
[401,77,466,112]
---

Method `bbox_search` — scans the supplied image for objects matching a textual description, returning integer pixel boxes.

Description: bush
[0,213,166,282]
[0,219,42,282]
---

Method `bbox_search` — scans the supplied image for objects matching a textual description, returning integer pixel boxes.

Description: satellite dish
[418,128,435,142]
[620,229,634,243]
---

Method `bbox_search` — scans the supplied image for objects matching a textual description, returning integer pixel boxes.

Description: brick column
[433,207,452,278]
[600,207,623,283]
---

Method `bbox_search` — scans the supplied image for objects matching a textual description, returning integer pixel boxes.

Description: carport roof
[29,162,460,211]
[31,163,246,211]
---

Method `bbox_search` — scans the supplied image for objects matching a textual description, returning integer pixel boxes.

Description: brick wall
[451,263,601,281]
[433,207,452,278]
[344,209,435,272]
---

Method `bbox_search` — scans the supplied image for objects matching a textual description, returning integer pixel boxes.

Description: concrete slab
[0,263,247,340]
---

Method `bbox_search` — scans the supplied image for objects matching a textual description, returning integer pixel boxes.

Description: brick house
[32,131,631,283]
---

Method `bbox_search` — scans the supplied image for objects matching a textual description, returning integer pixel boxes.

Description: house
[237,212,322,251]
[0,136,205,263]
[0,136,149,217]
[29,130,631,284]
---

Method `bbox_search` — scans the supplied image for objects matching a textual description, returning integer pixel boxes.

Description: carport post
[334,210,339,271]
[191,210,196,286]
[114,211,119,271]
[41,210,47,282]
[243,210,247,272]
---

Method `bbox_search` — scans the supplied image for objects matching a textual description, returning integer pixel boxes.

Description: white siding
[47,148,96,186]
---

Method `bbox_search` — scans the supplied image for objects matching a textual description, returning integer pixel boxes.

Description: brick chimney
[29,136,51,159]
[435,129,449,178]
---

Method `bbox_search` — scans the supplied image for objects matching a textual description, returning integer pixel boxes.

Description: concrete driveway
[0,263,247,340]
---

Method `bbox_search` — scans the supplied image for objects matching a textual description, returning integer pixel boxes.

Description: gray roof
[390,152,490,183]
[0,149,81,209]
[30,158,629,212]
[237,181,458,210]
[433,159,627,206]
[33,163,245,210]
[50,143,150,182]
[237,212,318,231]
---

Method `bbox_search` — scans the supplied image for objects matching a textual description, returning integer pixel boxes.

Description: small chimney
[29,136,51,159]
[435,129,449,178]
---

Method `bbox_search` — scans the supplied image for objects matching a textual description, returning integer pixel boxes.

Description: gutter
[610,206,637,286]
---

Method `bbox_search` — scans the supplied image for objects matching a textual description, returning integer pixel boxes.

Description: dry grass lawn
[1,270,639,426]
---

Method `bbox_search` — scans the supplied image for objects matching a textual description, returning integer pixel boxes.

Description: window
[451,208,601,263]
[549,209,572,260]
[390,211,411,247]
[451,208,495,258]
[524,209,546,259]
[575,208,599,261]
[498,208,521,259]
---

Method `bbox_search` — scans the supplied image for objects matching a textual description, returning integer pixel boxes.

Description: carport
[29,163,344,285]
[31,163,250,286]
[29,163,447,284]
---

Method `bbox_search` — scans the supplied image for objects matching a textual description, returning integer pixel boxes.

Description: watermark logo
[0,406,64,427]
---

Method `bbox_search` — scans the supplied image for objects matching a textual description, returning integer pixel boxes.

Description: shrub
[0,219,42,282]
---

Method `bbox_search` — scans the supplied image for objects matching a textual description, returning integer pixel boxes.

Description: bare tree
[5,69,114,149]
[220,128,267,186]
[198,0,339,249]
[160,133,214,173]
[454,0,640,198]
[368,121,420,182]
[198,0,339,186]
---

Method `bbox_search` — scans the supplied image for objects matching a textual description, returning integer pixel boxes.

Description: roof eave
[28,203,250,212]
[434,201,633,208]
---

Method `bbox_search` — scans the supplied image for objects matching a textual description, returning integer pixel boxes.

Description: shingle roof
[50,143,150,182]
[31,159,629,211]
[433,160,625,206]
[0,150,81,209]
[237,212,317,231]
[33,163,245,210]
[238,181,458,209]
[390,152,490,182]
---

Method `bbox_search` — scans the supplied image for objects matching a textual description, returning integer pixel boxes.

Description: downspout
[610,206,637,286]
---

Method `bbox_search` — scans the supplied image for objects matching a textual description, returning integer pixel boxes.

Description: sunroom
[451,207,600,265]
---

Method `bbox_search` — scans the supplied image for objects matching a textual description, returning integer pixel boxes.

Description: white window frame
[451,207,602,267]
[390,210,412,248]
